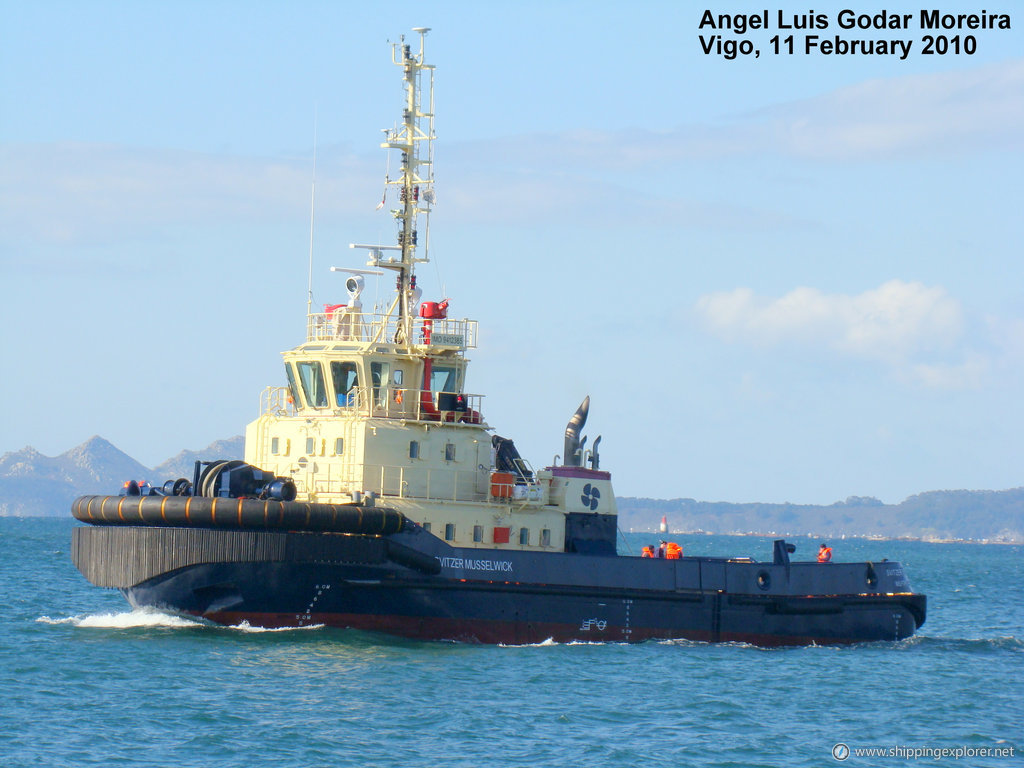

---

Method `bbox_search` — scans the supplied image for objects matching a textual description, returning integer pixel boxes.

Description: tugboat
[70,29,926,645]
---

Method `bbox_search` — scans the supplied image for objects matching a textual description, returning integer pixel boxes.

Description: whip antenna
[306,108,318,316]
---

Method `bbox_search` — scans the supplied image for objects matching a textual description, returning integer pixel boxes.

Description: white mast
[352,27,435,346]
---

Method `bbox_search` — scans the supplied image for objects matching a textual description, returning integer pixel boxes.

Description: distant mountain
[3,436,1022,543]
[617,489,1024,544]
[152,436,245,481]
[0,436,242,517]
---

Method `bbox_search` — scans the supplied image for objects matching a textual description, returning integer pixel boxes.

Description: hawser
[71,29,926,646]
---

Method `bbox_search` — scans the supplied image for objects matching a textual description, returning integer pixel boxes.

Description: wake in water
[894,634,1024,653]
[37,607,206,629]
[228,620,325,633]
[37,609,325,634]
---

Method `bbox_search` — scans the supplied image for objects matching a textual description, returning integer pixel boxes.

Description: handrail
[260,386,296,416]
[306,310,478,349]
[261,382,486,425]
[303,463,546,505]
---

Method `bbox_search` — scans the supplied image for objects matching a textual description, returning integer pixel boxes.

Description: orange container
[490,472,514,498]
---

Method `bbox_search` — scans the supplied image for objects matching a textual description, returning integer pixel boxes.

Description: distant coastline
[2,436,1021,544]
[623,528,1019,546]
[617,492,1024,545]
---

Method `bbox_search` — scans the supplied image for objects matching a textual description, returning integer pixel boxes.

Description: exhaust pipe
[563,395,590,467]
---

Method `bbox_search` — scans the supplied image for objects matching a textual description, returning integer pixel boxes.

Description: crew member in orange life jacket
[817,543,833,563]
[665,542,682,559]
[641,545,654,558]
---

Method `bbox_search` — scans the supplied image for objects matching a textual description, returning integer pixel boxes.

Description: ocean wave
[899,634,1024,653]
[226,620,325,633]
[37,607,205,629]
[497,637,560,648]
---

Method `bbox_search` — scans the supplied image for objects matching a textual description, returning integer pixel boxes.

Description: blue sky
[2,1,1022,504]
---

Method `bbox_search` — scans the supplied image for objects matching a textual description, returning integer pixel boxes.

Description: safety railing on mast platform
[306,311,477,349]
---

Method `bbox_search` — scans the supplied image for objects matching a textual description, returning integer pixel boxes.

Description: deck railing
[300,464,545,506]
[260,384,485,425]
[306,310,477,350]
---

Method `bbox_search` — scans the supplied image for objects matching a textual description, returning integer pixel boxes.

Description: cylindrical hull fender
[72,495,407,535]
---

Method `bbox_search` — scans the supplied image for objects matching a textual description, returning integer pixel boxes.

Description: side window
[331,361,359,407]
[444,523,456,541]
[473,525,483,543]
[409,440,420,459]
[371,361,390,407]
[444,443,455,462]
[296,361,328,408]
[271,437,280,454]
[284,363,301,407]
[334,438,344,455]
[519,527,530,545]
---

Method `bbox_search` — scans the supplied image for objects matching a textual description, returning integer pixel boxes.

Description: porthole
[756,571,771,591]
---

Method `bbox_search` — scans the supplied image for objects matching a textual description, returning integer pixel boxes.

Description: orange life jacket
[641,547,654,558]
[665,542,682,559]
[817,547,832,563]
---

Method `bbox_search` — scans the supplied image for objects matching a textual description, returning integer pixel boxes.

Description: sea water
[1,518,1020,767]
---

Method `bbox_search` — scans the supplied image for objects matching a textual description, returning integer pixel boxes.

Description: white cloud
[750,59,1024,159]
[0,142,378,246]
[459,58,1024,166]
[909,354,988,389]
[695,280,972,382]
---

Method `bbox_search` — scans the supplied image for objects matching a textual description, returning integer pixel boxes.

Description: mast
[353,27,436,346]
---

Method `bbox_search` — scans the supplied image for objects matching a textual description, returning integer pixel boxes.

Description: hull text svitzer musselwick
[71,29,926,646]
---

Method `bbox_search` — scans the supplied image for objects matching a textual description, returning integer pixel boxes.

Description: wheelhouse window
[371,361,390,407]
[430,365,458,393]
[284,364,301,407]
[296,361,329,408]
[331,361,359,407]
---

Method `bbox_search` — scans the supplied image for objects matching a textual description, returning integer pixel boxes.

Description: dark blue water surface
[1,519,1020,767]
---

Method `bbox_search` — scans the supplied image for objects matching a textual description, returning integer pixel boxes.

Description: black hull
[73,524,926,646]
